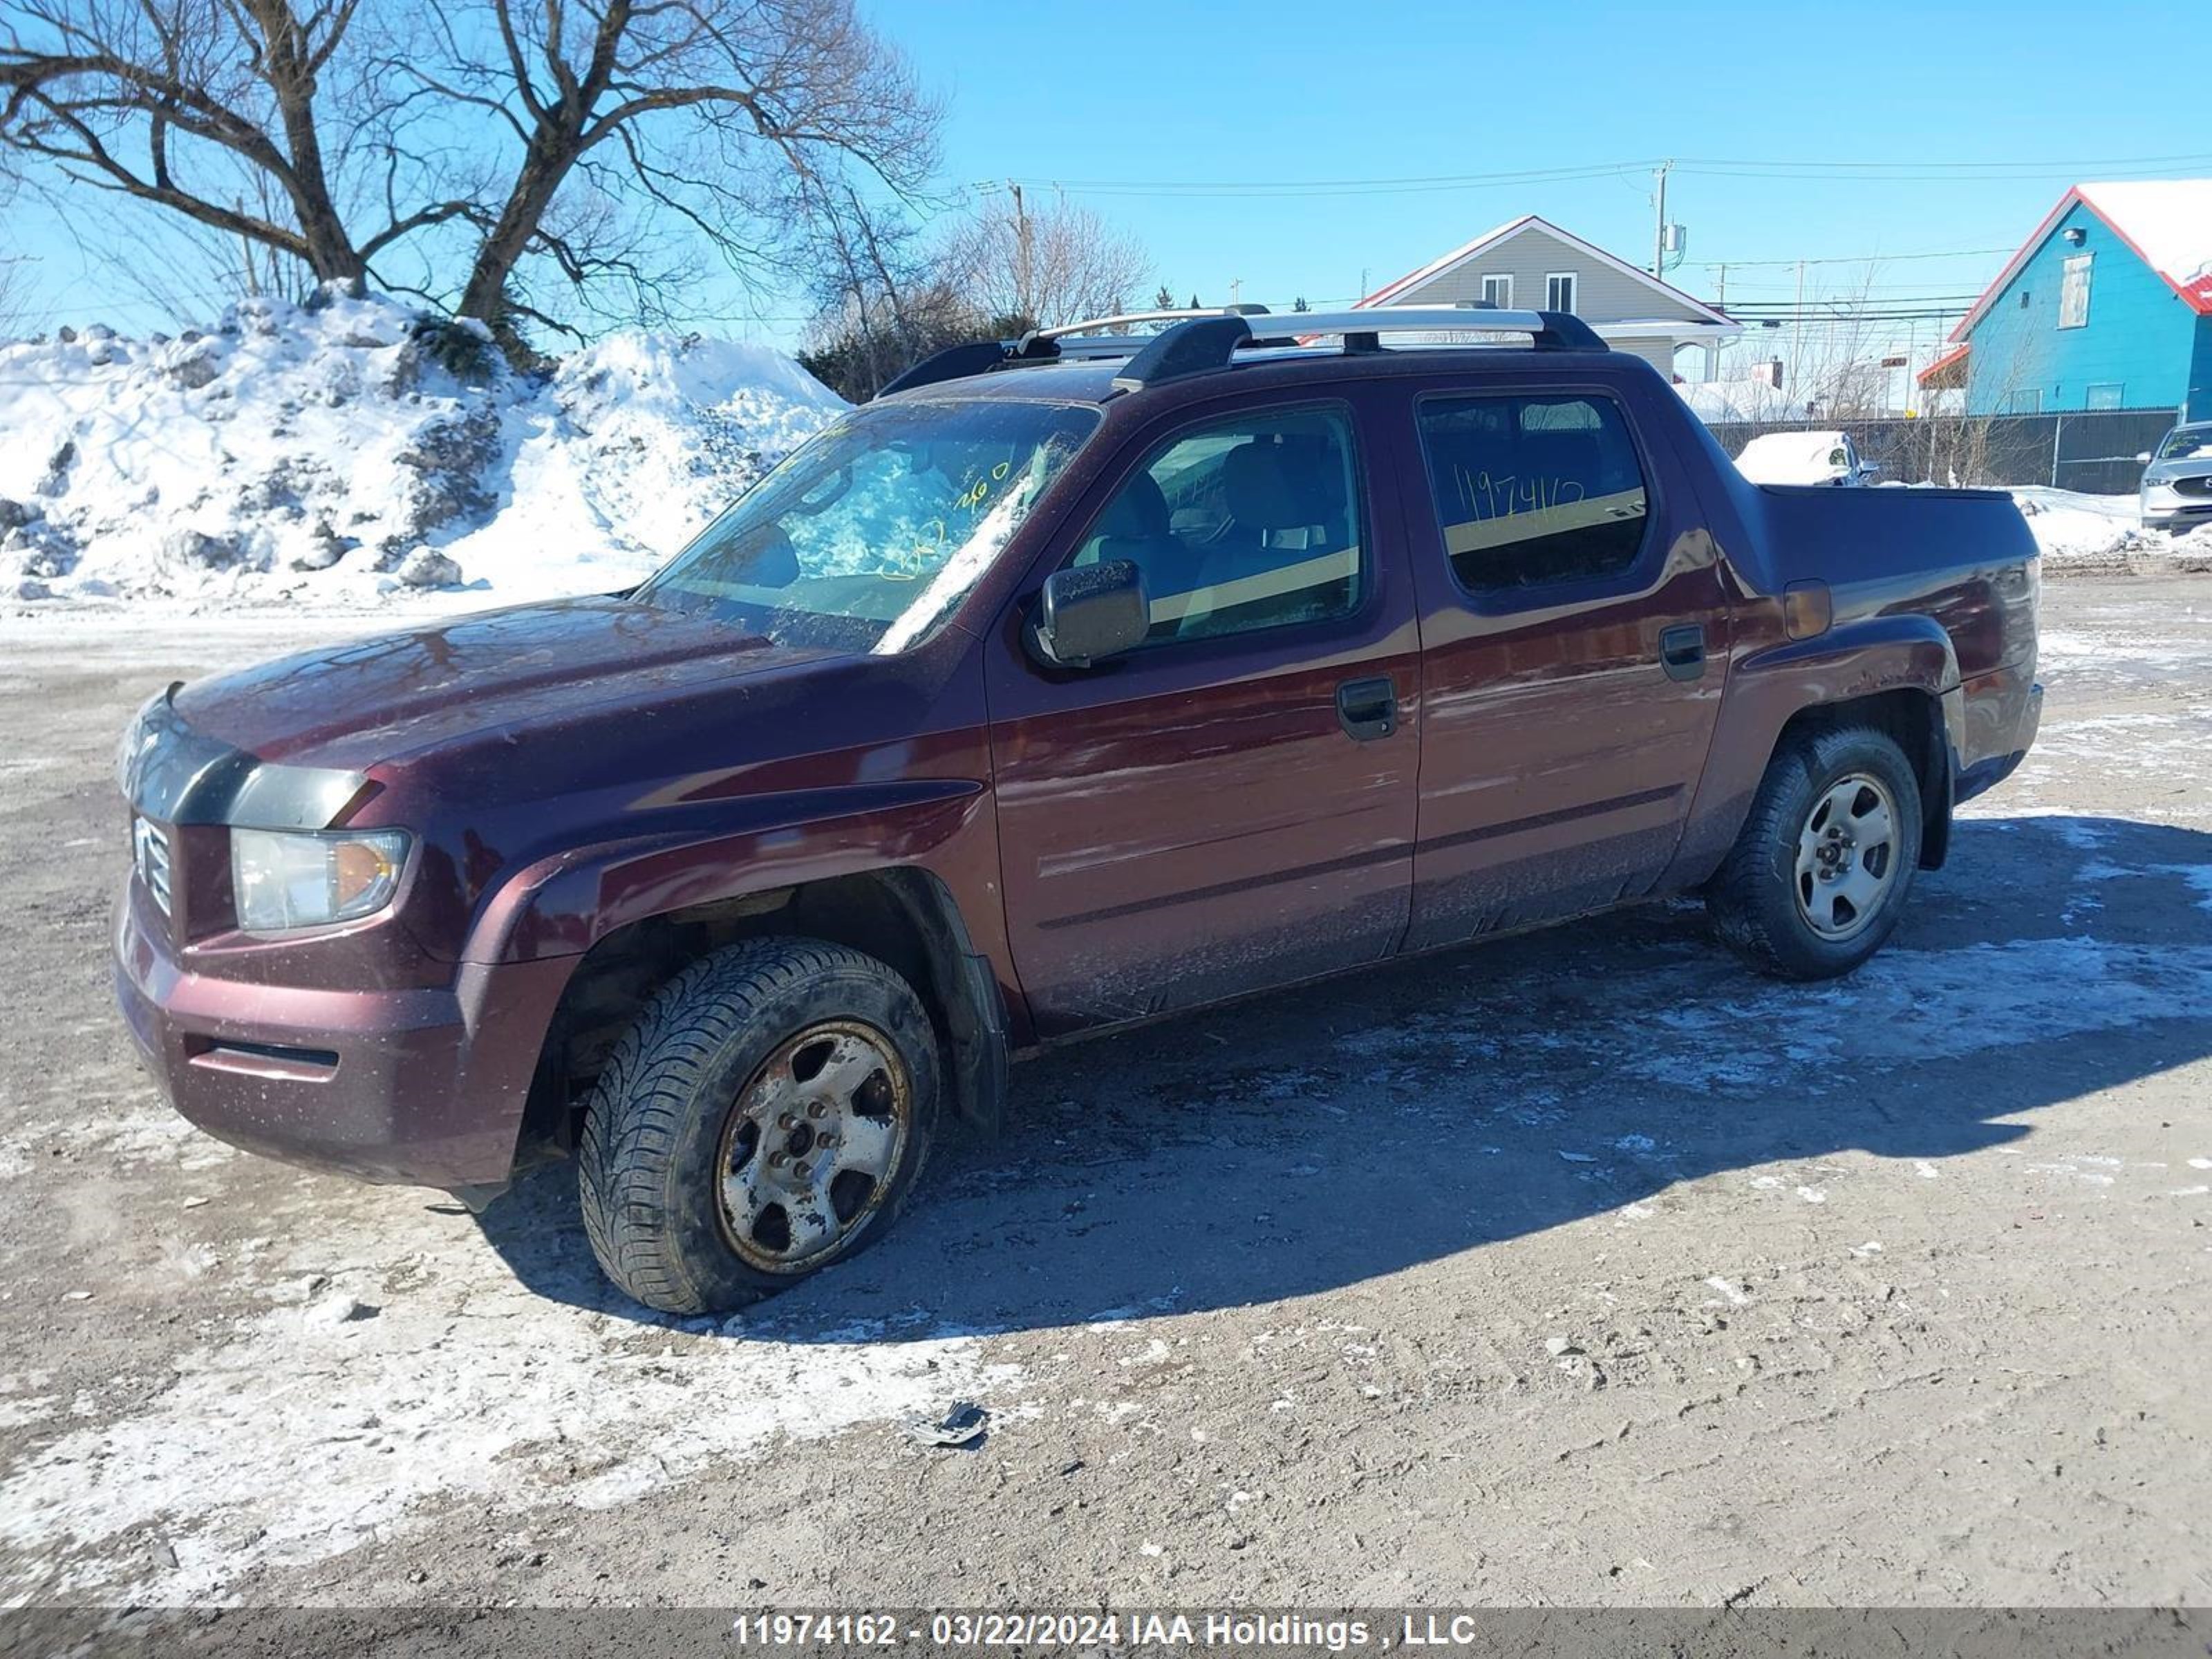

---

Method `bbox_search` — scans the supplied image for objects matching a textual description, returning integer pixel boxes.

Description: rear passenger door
[985,390,1421,1037]
[1392,373,1731,950]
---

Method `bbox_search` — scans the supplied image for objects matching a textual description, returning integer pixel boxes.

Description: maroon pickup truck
[114,306,2042,1314]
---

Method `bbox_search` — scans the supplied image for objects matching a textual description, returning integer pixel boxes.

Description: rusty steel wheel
[715,1020,912,1273]
[578,937,940,1315]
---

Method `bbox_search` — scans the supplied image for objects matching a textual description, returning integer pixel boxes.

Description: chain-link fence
[1705,409,2180,494]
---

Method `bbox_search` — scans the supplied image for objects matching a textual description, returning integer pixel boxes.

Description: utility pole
[1229,276,1242,306]
[1006,180,1031,319]
[1651,160,1672,277]
[1791,257,1806,410]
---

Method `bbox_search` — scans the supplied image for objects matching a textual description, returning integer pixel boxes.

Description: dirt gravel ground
[0,578,2207,1613]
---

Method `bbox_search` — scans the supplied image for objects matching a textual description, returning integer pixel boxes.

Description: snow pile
[0,290,845,610]
[1734,430,1857,485]
[2012,487,2212,572]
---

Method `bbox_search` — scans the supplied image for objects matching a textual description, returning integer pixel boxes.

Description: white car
[1734,430,1880,487]
[2138,422,2212,536]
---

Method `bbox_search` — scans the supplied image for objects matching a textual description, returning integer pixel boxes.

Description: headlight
[231,829,411,931]
[116,689,166,796]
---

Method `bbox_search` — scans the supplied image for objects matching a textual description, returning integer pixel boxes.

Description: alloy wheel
[1793,772,1901,941]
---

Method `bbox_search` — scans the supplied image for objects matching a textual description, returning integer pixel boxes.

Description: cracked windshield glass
[639,398,1100,652]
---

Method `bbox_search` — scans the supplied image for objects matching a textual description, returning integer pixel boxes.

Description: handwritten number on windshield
[955,459,1014,514]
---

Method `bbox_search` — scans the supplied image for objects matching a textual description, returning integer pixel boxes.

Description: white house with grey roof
[1354,214,1740,376]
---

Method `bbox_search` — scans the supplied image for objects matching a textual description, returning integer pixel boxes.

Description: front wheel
[577,937,940,1315]
[1705,724,1924,980]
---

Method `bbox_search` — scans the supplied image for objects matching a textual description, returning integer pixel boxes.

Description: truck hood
[173,594,843,771]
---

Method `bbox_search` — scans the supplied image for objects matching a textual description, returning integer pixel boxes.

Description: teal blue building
[1921,181,2212,420]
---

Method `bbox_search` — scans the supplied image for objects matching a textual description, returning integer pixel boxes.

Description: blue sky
[5,0,2200,357]
[886,0,2199,328]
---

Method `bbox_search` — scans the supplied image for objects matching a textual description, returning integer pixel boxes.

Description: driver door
[984,391,1422,1038]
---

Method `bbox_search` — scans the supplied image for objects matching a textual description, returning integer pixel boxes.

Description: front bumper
[114,879,572,1193]
[2141,483,2212,532]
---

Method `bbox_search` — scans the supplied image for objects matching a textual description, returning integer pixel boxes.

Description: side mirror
[2137,451,2153,464]
[1029,559,1149,668]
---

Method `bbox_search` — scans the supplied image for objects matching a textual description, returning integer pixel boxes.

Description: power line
[1003,151,2212,200]
[1700,246,2013,270]
[1678,149,2212,171]
[1726,296,1984,309]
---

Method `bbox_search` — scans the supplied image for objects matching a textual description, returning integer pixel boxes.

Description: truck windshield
[637,397,1100,653]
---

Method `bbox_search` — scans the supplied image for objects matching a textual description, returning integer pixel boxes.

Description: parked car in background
[2138,422,2212,535]
[114,306,2042,1315]
[1734,430,1880,487]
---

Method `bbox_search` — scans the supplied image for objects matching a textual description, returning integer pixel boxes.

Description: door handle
[1335,675,1398,741]
[1659,624,1707,682]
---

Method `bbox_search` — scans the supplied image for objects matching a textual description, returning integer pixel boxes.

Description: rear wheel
[577,937,939,1315]
[1706,724,1924,980]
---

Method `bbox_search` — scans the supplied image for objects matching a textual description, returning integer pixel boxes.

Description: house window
[2086,382,2124,410]
[2059,254,2093,329]
[1546,272,1579,313]
[1480,274,1513,308]
[2010,390,2043,415]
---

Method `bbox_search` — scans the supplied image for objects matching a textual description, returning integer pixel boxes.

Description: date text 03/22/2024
[724,1612,1526,1651]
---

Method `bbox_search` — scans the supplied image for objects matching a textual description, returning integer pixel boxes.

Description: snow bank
[2012,487,2212,573]
[0,291,845,610]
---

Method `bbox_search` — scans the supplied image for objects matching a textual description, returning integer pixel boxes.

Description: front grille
[2171,475,2212,499]
[134,817,172,916]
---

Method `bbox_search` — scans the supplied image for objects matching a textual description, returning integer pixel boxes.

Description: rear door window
[1413,393,1651,596]
[1070,406,1365,646]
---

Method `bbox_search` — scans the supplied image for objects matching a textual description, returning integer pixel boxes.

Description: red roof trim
[2076,185,2212,318]
[1954,184,2212,341]
[1949,189,2081,342]
[1916,342,1970,386]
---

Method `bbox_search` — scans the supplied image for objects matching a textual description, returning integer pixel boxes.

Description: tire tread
[577,937,932,1315]
[1705,723,1923,982]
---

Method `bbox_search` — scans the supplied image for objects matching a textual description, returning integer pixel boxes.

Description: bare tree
[791,187,1159,401]
[939,190,1150,330]
[1723,265,1899,423]
[1,1,371,287]
[791,178,972,400]
[0,0,940,344]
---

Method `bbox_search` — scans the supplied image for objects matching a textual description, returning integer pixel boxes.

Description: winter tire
[578,936,939,1315]
[1706,724,1924,981]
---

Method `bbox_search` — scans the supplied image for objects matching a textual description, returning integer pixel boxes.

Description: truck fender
[466,782,1013,1134]
[467,781,988,964]
[1667,614,1962,888]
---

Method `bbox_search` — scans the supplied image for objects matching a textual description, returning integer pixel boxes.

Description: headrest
[1094,471,1169,541]
[1220,440,1321,531]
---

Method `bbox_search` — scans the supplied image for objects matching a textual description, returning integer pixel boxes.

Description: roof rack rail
[875,306,1270,395]
[1107,305,1609,391]
[1030,304,1270,342]
[873,302,1609,397]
